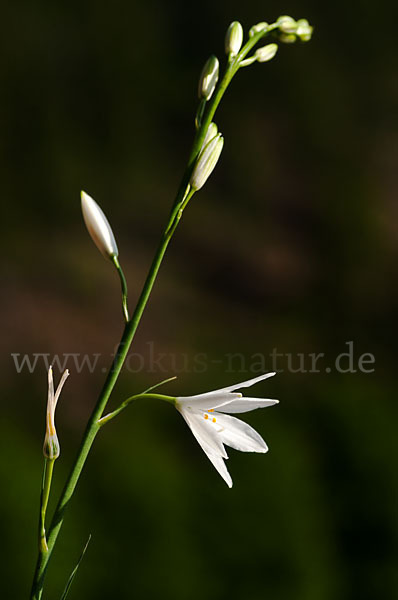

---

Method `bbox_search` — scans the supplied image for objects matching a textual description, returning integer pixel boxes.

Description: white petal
[54,369,70,409]
[178,408,228,459]
[176,392,242,411]
[216,397,279,414]
[206,453,233,488]
[204,372,276,395]
[178,408,233,487]
[214,413,268,453]
[47,366,54,411]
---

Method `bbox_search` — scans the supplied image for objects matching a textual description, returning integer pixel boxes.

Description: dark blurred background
[1,0,397,598]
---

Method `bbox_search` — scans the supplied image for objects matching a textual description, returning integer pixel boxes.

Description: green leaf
[59,535,91,600]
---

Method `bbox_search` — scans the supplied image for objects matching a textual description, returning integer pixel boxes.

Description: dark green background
[1,1,397,599]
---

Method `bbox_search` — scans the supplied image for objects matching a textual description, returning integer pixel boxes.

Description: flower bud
[249,22,269,37]
[279,33,297,44]
[198,55,219,101]
[190,134,224,191]
[81,191,119,260]
[240,56,258,68]
[296,19,313,42]
[255,43,278,63]
[225,21,243,56]
[43,367,69,460]
[201,122,218,149]
[277,15,297,34]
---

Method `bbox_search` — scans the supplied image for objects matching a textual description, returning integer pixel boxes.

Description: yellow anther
[208,409,214,412]
[204,414,209,420]
[212,417,216,423]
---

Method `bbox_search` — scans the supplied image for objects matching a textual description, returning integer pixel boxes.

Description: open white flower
[175,373,278,488]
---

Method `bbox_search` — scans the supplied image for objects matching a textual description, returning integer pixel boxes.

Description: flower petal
[54,369,70,409]
[47,366,55,412]
[206,453,233,488]
[213,413,268,453]
[202,372,276,395]
[178,408,228,459]
[178,408,233,487]
[176,392,242,411]
[216,397,279,414]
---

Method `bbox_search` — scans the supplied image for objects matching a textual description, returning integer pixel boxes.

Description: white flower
[175,373,278,488]
[43,367,69,459]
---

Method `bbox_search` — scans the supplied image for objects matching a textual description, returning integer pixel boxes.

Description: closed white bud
[190,134,224,191]
[249,22,269,37]
[201,122,218,149]
[225,21,243,56]
[198,55,219,101]
[81,191,119,260]
[277,15,297,34]
[255,43,278,63]
[296,19,313,42]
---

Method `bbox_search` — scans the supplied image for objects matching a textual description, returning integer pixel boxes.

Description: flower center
[204,412,217,423]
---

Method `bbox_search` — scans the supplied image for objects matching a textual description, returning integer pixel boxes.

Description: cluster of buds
[193,15,312,192]
[275,16,313,43]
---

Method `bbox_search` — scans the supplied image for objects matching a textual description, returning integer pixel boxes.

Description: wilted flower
[175,373,278,487]
[43,367,69,460]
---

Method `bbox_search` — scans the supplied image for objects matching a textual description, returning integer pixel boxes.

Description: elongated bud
[296,19,313,42]
[81,191,119,260]
[249,22,269,37]
[43,367,69,460]
[277,15,297,34]
[255,43,278,63]
[240,56,258,68]
[198,55,219,101]
[190,134,224,191]
[225,21,243,57]
[201,122,218,149]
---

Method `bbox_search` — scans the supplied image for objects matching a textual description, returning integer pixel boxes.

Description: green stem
[29,29,273,598]
[30,227,174,600]
[112,255,129,322]
[39,459,55,553]
[98,393,175,426]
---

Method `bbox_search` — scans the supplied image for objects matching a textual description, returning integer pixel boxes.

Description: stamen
[212,417,216,423]
[204,414,209,420]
